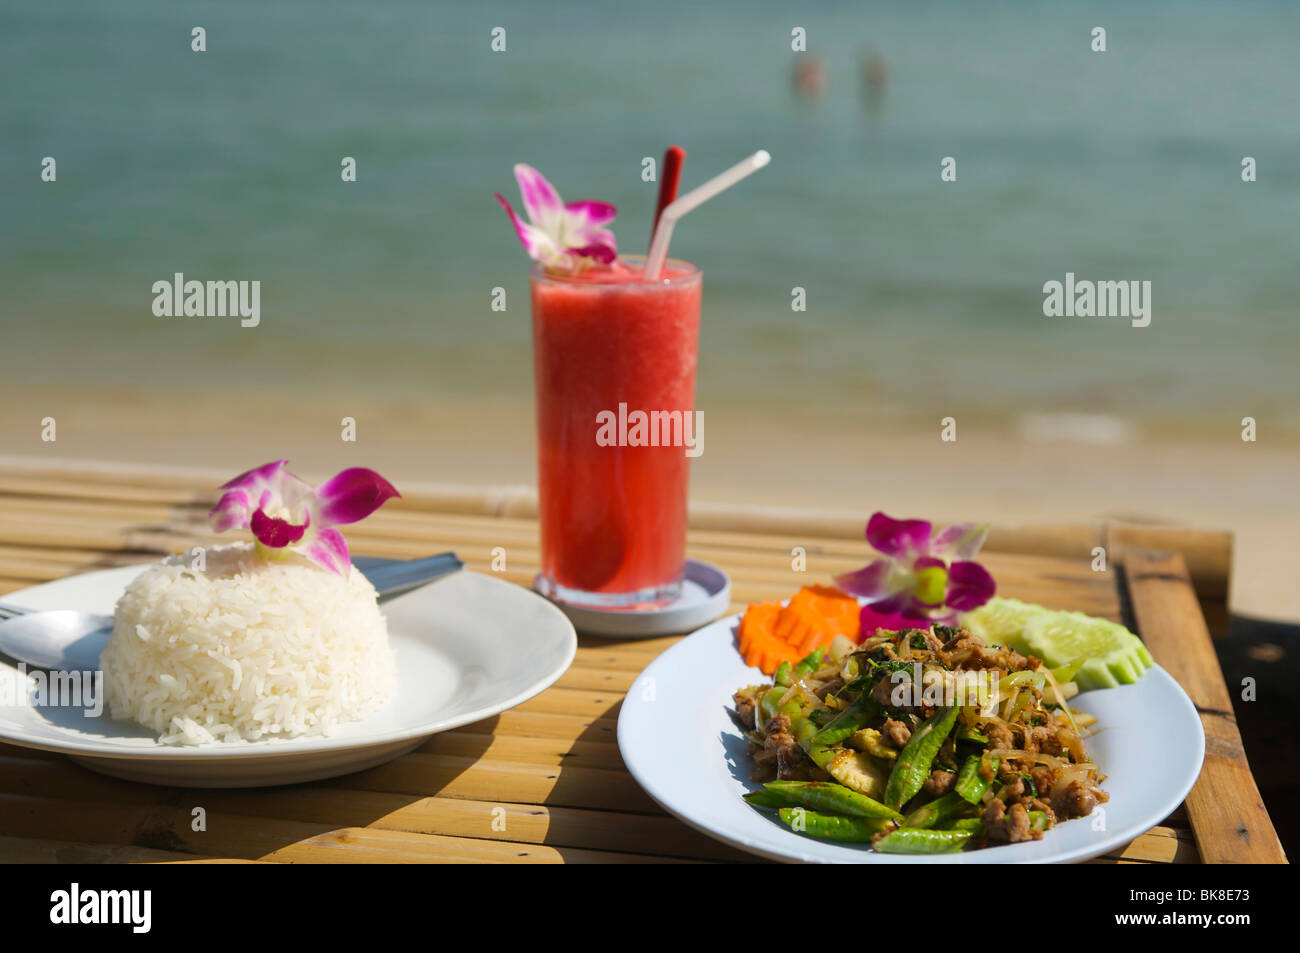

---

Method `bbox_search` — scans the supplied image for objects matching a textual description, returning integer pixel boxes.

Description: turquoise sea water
[3,0,1299,430]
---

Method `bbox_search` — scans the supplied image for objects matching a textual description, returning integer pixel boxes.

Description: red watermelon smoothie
[531,255,702,608]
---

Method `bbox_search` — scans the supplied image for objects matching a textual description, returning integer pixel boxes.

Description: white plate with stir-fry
[617,612,1204,864]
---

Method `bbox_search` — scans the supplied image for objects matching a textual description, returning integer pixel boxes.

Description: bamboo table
[0,459,1285,864]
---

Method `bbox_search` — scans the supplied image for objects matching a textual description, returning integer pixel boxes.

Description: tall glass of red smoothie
[530,255,702,609]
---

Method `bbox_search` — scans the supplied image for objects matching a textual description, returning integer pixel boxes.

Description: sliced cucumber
[961,597,1153,692]
[960,597,1048,651]
[1020,612,1150,691]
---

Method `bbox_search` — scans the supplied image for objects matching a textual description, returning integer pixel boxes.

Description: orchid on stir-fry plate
[209,460,400,574]
[834,512,996,625]
[495,164,618,271]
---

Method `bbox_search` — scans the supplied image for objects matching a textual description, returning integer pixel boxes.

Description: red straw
[649,145,686,253]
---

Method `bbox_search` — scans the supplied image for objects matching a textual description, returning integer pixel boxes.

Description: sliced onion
[1051,764,1096,799]
[1058,729,1088,764]
[1039,663,1080,736]
[999,670,1045,693]
[794,678,821,707]
[1000,687,1022,722]
[828,634,856,663]
[982,712,1012,733]
[988,748,1070,770]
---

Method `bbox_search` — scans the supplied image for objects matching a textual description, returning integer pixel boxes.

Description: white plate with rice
[0,558,576,787]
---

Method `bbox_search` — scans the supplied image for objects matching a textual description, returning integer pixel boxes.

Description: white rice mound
[101,543,396,745]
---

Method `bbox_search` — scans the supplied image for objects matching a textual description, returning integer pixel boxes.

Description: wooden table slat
[1124,551,1286,864]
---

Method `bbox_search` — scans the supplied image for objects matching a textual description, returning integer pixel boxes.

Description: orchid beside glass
[495,164,618,272]
[834,512,996,629]
[209,460,400,576]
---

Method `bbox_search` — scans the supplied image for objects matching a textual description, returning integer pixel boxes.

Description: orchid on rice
[834,512,996,627]
[495,164,617,271]
[209,461,400,576]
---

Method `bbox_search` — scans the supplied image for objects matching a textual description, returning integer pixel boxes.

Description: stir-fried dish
[731,624,1108,854]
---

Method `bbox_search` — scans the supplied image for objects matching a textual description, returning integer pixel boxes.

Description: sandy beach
[6,384,1295,623]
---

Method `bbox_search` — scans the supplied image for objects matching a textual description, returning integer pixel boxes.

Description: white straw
[644,149,771,279]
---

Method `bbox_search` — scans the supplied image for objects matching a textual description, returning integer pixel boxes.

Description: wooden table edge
[1124,549,1287,864]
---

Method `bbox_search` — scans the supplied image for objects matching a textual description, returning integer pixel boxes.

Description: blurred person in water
[792,54,827,101]
[860,50,889,117]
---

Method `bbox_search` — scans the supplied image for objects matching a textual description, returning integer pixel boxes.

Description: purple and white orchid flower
[834,512,996,626]
[209,460,400,576]
[495,164,618,271]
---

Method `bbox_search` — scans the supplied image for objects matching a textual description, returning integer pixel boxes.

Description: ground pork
[986,722,1016,753]
[981,798,1042,843]
[871,673,909,709]
[938,633,1037,672]
[1029,765,1058,800]
[1024,724,1066,757]
[761,713,811,780]
[732,691,756,730]
[998,774,1027,804]
[881,718,911,748]
[922,769,957,798]
[1050,779,1102,819]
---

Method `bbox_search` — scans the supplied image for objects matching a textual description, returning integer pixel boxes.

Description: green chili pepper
[884,705,958,811]
[812,697,878,747]
[954,753,1000,804]
[777,807,895,843]
[757,686,784,724]
[757,649,825,727]
[798,696,879,769]
[787,650,869,769]
[765,781,902,820]
[790,714,821,752]
[805,745,834,770]
[873,827,972,854]
[742,789,788,810]
[792,647,825,680]
[797,723,842,770]
[954,725,988,744]
[904,791,968,829]
[808,708,830,727]
[758,682,805,725]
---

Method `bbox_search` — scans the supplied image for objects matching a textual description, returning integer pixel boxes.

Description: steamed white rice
[101,543,395,745]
